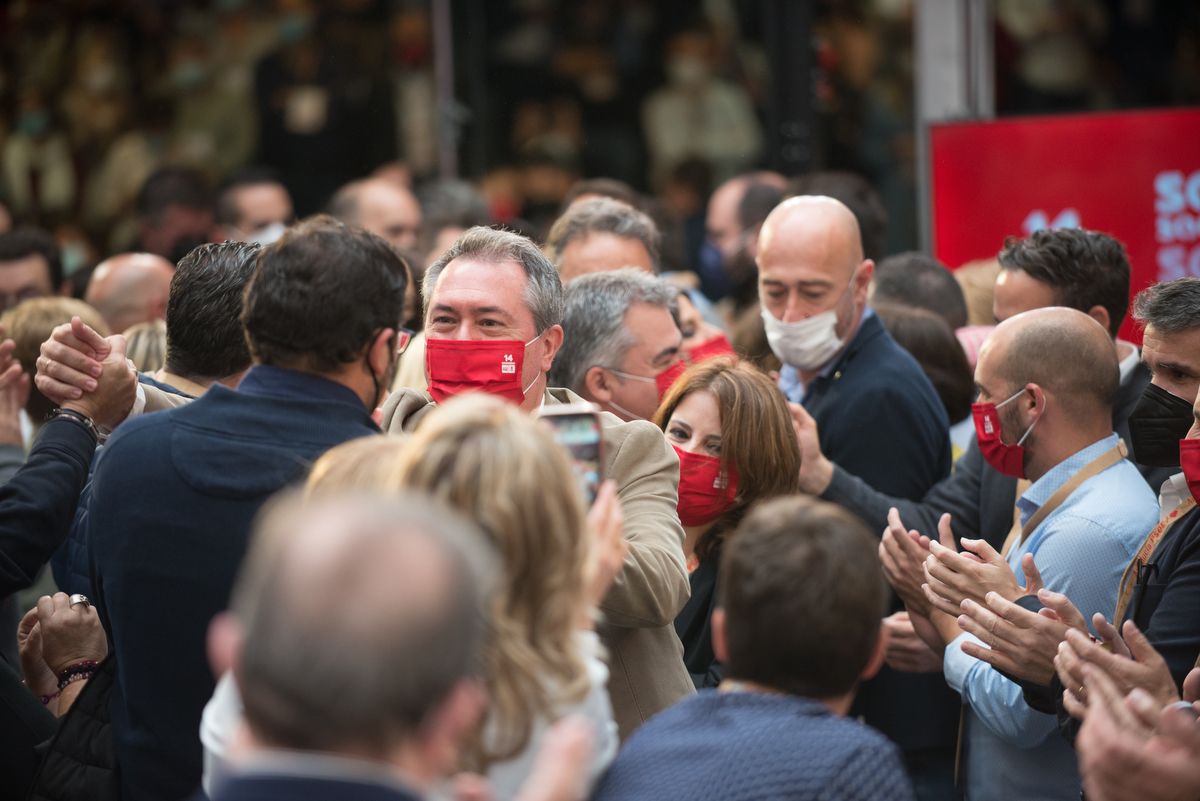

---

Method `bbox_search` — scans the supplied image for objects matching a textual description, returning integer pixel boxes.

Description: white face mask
[761,306,844,371]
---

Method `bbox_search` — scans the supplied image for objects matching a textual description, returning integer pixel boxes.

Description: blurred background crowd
[1,0,1198,285]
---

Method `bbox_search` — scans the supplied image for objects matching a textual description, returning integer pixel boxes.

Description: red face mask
[673,444,739,527]
[972,387,1038,479]
[1181,439,1200,504]
[655,360,687,400]
[426,336,541,405]
[686,333,735,364]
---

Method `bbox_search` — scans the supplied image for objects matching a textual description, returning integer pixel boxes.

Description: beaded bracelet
[55,659,100,691]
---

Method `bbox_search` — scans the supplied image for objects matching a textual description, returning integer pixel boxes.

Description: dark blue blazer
[799,312,958,756]
[87,366,378,801]
[199,774,421,801]
[801,312,951,500]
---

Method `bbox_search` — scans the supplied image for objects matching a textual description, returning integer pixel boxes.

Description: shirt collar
[1159,471,1190,516]
[1017,433,1121,520]
[238,365,368,410]
[154,370,211,399]
[1116,340,1140,386]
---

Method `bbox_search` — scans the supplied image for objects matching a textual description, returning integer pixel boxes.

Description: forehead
[672,388,722,431]
[237,183,290,211]
[1143,324,1200,365]
[758,224,851,283]
[0,255,52,286]
[623,301,680,341]
[563,232,653,274]
[992,269,1057,319]
[432,257,531,312]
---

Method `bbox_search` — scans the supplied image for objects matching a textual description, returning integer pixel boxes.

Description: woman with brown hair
[653,356,802,688]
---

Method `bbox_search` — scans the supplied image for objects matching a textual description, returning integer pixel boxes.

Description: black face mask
[1128,383,1196,467]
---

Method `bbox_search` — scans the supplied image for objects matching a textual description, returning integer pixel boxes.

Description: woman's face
[664,389,723,458]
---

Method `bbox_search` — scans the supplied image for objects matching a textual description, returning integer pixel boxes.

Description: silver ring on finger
[69,594,90,609]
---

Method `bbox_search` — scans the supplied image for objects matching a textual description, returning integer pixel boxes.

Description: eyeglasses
[396,328,415,356]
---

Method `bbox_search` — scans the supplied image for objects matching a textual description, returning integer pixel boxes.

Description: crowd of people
[0,113,1198,801]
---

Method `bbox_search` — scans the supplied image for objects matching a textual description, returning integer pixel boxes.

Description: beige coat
[143,380,696,737]
[380,386,696,739]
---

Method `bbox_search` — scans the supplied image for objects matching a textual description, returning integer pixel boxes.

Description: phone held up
[537,403,605,507]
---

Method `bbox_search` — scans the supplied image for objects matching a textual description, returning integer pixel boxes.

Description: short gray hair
[549,268,679,393]
[544,198,661,270]
[423,227,564,333]
[1132,277,1200,333]
[232,492,496,756]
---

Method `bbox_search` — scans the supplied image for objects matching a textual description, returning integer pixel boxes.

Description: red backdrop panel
[930,108,1200,342]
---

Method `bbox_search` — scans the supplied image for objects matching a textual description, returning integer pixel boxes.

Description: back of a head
[1132,277,1200,334]
[544,197,661,269]
[167,242,261,381]
[718,496,886,699]
[0,227,62,291]
[788,171,887,262]
[231,492,494,757]
[992,306,1119,419]
[550,268,678,392]
[998,228,1130,338]
[873,251,968,331]
[242,216,408,373]
[136,167,213,221]
[873,303,974,424]
[560,178,641,212]
[416,180,492,256]
[736,182,785,234]
[423,226,564,334]
[2,297,110,418]
[124,319,168,374]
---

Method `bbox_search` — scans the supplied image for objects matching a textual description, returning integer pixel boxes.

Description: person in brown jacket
[382,226,694,738]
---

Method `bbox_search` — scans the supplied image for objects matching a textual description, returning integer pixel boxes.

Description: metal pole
[431,0,458,179]
[762,0,815,175]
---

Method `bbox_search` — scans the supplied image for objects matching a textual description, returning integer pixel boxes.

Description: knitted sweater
[592,690,914,801]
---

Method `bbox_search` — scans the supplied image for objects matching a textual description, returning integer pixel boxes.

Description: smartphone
[538,403,605,506]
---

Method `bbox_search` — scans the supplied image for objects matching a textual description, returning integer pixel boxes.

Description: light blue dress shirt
[942,434,1160,801]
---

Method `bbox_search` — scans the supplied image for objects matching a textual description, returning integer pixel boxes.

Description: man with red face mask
[381,226,695,740]
[880,307,1159,801]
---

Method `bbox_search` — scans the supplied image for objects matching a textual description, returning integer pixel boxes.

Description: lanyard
[1113,496,1197,625]
[1000,443,1128,558]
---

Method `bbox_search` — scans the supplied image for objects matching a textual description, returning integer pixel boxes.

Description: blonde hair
[305,394,591,766]
[123,318,167,373]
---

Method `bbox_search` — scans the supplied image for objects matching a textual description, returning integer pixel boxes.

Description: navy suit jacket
[88,366,378,801]
[795,312,957,755]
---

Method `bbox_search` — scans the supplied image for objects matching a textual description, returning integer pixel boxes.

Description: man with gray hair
[550,268,683,422]
[381,226,695,740]
[545,197,661,282]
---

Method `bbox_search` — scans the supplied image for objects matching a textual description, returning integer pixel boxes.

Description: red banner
[930,108,1200,342]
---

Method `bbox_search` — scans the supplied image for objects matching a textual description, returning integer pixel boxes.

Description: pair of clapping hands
[879,507,1179,722]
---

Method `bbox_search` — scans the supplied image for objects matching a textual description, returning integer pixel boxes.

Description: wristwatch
[48,407,103,443]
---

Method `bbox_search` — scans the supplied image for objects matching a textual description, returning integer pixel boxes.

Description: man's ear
[853,259,875,303]
[584,366,613,403]
[861,624,888,682]
[417,679,487,779]
[368,327,396,378]
[712,608,729,665]
[207,612,243,680]
[1086,304,1112,337]
[538,324,564,373]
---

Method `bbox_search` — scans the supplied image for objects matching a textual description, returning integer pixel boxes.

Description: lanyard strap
[1114,496,1197,625]
[1001,442,1127,558]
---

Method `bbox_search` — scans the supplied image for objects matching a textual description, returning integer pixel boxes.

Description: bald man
[84,253,175,335]
[758,195,953,796]
[328,177,423,252]
[889,307,1159,801]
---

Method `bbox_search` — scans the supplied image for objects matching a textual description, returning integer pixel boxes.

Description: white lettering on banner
[1154,170,1200,279]
[1023,208,1081,236]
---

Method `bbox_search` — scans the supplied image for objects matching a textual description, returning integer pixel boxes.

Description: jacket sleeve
[596,420,690,629]
[0,418,97,597]
[0,444,26,485]
[822,438,988,542]
[140,383,193,413]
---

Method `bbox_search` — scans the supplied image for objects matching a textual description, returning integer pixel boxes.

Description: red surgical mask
[687,333,735,364]
[426,335,542,405]
[972,387,1039,479]
[1181,438,1200,504]
[673,444,738,527]
[606,359,688,420]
